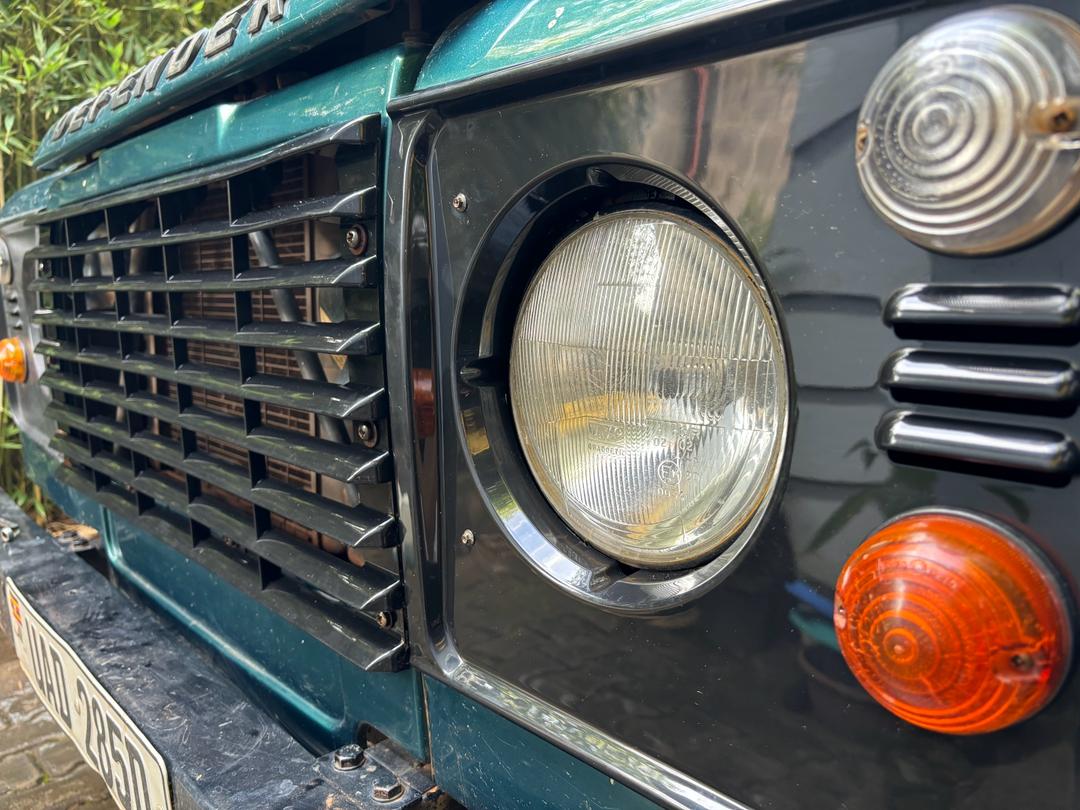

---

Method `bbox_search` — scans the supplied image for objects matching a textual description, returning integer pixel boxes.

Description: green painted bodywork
[35,0,388,171]
[107,514,428,758]
[1,45,423,225]
[424,676,661,810]
[416,0,748,90]
[21,437,107,532]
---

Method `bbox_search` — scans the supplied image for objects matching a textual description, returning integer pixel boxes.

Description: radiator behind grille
[28,116,406,671]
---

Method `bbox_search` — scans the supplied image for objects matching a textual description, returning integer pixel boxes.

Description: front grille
[28,115,406,671]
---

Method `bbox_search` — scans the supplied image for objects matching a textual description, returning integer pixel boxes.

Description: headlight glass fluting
[508,210,787,569]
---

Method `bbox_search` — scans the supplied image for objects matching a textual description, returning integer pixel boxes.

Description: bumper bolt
[460,529,475,547]
[332,743,365,771]
[372,781,404,803]
[451,193,467,212]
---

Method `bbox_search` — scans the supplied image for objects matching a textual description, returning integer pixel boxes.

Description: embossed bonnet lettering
[50,0,289,142]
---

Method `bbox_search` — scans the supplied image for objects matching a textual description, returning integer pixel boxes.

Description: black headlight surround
[453,161,793,613]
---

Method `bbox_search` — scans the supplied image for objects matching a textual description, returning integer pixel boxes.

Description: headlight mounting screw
[332,743,365,771]
[451,192,468,212]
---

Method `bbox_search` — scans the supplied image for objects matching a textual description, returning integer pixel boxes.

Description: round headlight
[509,209,787,569]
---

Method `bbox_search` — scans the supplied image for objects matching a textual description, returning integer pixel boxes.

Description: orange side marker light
[0,337,26,383]
[834,512,1072,734]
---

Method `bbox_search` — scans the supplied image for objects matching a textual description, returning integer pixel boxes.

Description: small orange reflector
[0,337,26,383]
[834,512,1071,734]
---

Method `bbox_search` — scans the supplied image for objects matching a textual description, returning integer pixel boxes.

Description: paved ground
[0,632,114,809]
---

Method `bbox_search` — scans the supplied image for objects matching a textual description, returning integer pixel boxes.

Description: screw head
[372,781,404,803]
[344,225,368,255]
[1011,652,1035,672]
[460,529,475,547]
[854,122,870,159]
[376,611,393,629]
[357,421,377,447]
[332,743,365,771]
[451,193,468,212]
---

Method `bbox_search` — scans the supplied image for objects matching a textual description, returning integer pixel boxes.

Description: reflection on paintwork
[418,0,780,90]
[421,2,1080,807]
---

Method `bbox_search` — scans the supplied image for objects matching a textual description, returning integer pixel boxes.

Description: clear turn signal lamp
[856,6,1080,254]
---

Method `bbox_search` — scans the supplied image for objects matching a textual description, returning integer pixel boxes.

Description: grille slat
[51,414,400,605]
[179,407,391,483]
[39,352,385,420]
[31,256,378,293]
[51,404,396,548]
[55,465,406,672]
[32,311,382,355]
[47,398,389,484]
[27,188,375,260]
[34,124,405,671]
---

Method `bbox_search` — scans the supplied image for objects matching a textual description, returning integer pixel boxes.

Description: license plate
[5,578,172,810]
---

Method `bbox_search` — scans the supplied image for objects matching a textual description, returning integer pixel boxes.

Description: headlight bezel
[453,162,793,612]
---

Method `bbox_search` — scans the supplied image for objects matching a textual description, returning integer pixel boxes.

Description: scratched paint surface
[424,676,661,810]
[416,0,760,90]
[1,45,422,224]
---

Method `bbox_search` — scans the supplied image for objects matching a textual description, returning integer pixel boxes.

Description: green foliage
[0,382,49,522]
[0,0,234,204]
[0,1,232,520]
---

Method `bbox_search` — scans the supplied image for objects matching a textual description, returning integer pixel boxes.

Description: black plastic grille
[28,116,406,671]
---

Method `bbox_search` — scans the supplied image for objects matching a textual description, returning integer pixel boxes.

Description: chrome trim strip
[882,349,1079,401]
[446,663,754,810]
[885,284,1080,328]
[877,411,1077,474]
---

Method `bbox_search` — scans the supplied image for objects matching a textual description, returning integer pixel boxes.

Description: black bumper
[0,493,428,809]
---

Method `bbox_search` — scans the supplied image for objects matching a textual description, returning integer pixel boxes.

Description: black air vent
[878,283,1079,482]
[29,115,406,671]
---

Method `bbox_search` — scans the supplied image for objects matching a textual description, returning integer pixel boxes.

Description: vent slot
[30,116,404,672]
[886,283,1080,344]
[879,284,1079,486]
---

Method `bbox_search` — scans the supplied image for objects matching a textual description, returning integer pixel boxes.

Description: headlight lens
[509,210,787,569]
